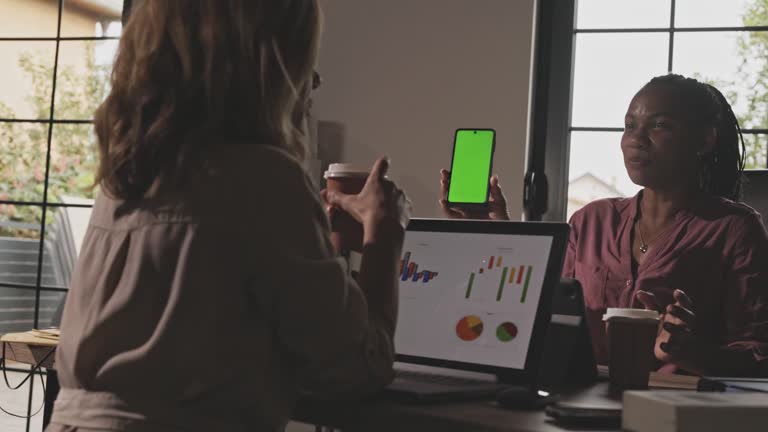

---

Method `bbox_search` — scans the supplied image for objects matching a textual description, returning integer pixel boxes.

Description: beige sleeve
[247,147,395,396]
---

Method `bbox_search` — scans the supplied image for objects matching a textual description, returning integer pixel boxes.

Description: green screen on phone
[447,129,495,204]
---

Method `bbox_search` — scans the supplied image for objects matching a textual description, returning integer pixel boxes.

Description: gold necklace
[636,221,650,253]
[635,218,663,254]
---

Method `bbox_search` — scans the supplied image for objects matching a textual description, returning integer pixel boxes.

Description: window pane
[675,0,767,28]
[45,204,92,291]
[0,42,56,120]
[567,132,641,220]
[0,287,63,334]
[572,33,669,127]
[0,122,51,203]
[49,124,98,203]
[673,31,768,130]
[0,367,44,431]
[744,134,768,169]
[62,0,124,37]
[576,0,671,29]
[0,208,42,289]
[55,41,113,120]
[0,0,58,38]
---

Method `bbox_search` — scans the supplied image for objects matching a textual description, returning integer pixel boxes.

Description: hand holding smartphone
[446,129,496,208]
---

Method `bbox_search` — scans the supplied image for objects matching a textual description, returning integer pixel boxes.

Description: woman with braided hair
[441,74,768,376]
[570,73,768,377]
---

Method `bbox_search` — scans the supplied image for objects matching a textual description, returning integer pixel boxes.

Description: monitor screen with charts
[394,219,569,377]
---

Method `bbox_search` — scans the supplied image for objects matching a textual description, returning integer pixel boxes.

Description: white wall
[313,0,538,219]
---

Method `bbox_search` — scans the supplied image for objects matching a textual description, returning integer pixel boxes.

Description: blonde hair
[95,0,322,199]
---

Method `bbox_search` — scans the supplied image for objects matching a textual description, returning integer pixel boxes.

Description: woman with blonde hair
[49,1,410,431]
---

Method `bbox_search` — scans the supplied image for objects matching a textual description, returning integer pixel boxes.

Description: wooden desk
[3,340,56,369]
[1,335,59,429]
[293,385,622,432]
[1,333,631,432]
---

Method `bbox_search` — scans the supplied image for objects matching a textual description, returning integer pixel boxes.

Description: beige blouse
[50,144,395,431]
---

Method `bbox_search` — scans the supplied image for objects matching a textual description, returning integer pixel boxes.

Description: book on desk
[623,390,768,432]
[596,364,701,390]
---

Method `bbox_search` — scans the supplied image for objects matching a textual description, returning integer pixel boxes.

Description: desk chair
[741,170,768,227]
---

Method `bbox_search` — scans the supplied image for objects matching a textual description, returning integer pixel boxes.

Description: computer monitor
[395,218,569,384]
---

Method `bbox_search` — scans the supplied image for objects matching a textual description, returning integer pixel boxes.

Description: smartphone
[447,129,495,207]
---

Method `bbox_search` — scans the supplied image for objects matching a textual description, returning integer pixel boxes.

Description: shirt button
[625,280,632,287]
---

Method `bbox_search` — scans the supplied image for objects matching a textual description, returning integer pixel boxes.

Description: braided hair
[646,74,746,201]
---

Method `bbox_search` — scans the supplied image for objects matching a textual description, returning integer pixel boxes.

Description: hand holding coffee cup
[636,289,708,374]
[323,157,411,252]
[323,163,369,253]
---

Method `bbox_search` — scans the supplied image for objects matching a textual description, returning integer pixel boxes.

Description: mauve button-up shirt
[50,145,394,431]
[563,192,768,374]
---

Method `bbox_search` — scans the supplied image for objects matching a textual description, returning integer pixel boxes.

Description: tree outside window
[0,44,108,238]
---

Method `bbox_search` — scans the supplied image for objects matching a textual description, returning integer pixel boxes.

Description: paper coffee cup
[324,163,369,180]
[603,308,660,390]
[324,163,369,253]
[603,308,660,323]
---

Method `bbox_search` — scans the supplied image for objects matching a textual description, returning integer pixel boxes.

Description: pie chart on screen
[456,315,484,341]
[496,322,518,342]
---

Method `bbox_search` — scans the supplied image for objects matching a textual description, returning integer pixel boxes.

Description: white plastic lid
[324,163,369,178]
[603,308,660,321]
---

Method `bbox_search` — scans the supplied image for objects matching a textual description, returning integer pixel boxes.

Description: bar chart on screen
[464,254,534,303]
[399,251,439,283]
[394,230,553,369]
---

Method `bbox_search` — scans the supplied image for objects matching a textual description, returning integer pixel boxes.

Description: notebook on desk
[385,218,569,401]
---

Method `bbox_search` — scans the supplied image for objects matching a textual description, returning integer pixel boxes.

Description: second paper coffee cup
[603,308,660,390]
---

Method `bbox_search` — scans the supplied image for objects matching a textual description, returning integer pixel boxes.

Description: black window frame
[528,0,768,222]
[0,1,130,429]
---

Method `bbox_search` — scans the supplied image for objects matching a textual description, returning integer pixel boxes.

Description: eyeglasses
[303,71,322,115]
